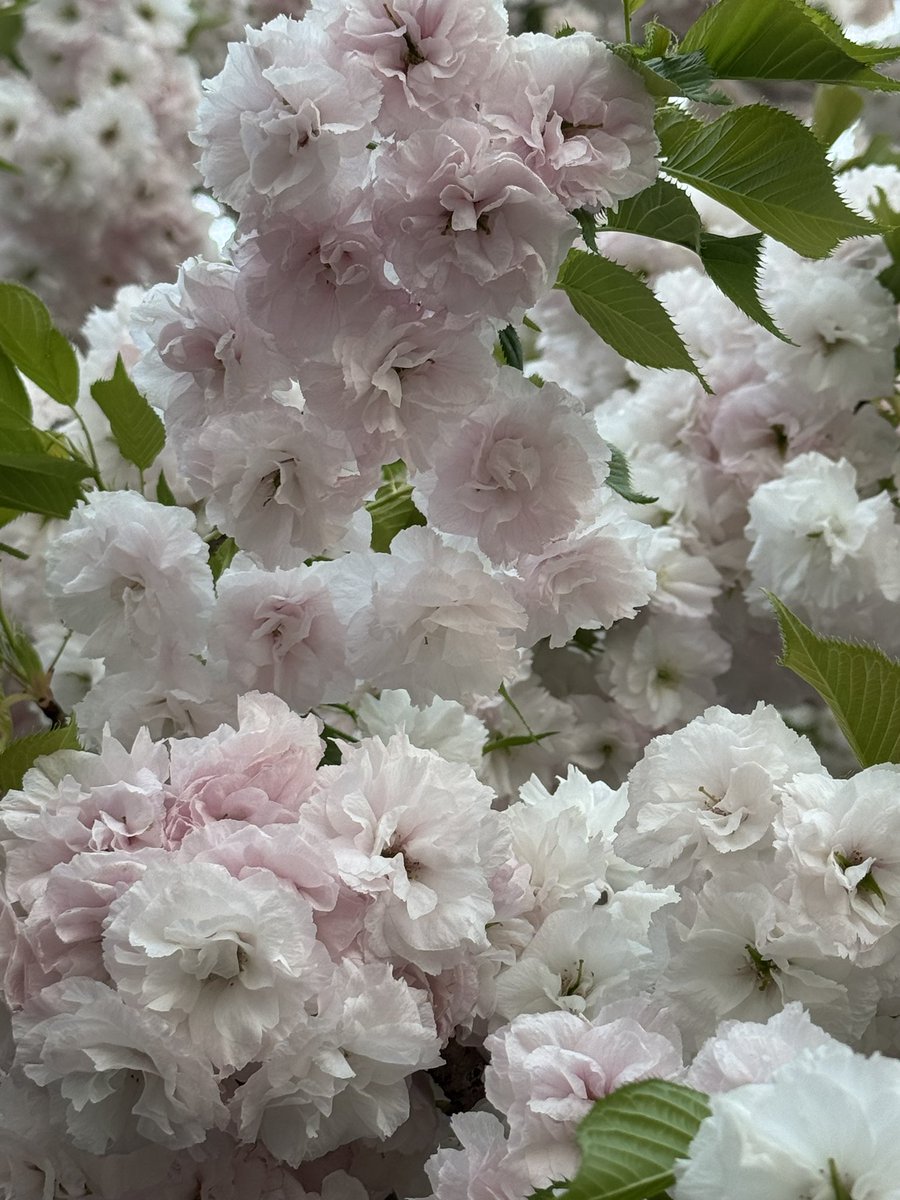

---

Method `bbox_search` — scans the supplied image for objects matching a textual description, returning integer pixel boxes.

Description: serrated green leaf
[812,85,865,147]
[769,593,900,767]
[208,533,238,582]
[498,325,524,371]
[155,469,178,506]
[681,0,900,89]
[0,282,79,406]
[0,344,29,418]
[603,179,702,251]
[554,250,711,391]
[563,1080,711,1200]
[367,477,426,553]
[89,354,165,471]
[617,46,728,104]
[658,105,876,258]
[607,443,657,504]
[800,3,900,65]
[698,233,790,341]
[0,455,89,519]
[573,207,601,253]
[0,719,80,795]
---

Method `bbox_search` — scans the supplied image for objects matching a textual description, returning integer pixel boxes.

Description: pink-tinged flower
[306,734,506,972]
[330,527,526,702]
[485,1009,681,1186]
[209,562,355,714]
[312,0,509,136]
[415,371,610,564]
[424,1111,529,1200]
[14,977,227,1154]
[485,32,658,210]
[102,858,333,1071]
[44,490,213,670]
[232,958,441,1165]
[512,509,657,646]
[371,118,575,320]
[0,725,169,910]
[164,692,323,846]
[193,15,382,218]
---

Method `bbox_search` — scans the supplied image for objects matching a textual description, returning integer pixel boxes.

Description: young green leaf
[208,533,239,582]
[554,250,711,391]
[0,454,90,520]
[563,1079,711,1200]
[0,282,79,406]
[681,0,900,89]
[812,85,865,147]
[155,470,178,506]
[769,593,900,768]
[657,105,876,258]
[0,344,30,419]
[367,473,427,553]
[90,354,165,471]
[0,719,81,795]
[602,179,702,251]
[606,444,657,505]
[498,325,525,371]
[618,46,731,104]
[698,233,790,341]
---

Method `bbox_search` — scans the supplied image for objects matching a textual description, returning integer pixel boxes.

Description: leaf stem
[72,410,104,489]
[622,0,632,43]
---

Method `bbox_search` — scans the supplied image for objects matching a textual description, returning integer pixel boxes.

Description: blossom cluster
[2,0,900,1195]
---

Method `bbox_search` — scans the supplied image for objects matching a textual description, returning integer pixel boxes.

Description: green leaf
[607,443,657,505]
[769,593,900,767]
[0,454,89,519]
[0,344,29,419]
[155,469,178,506]
[617,46,731,104]
[681,0,900,89]
[498,325,525,371]
[208,533,238,582]
[0,720,81,795]
[554,250,711,391]
[367,464,427,553]
[483,730,559,755]
[0,1,26,70]
[563,1079,711,1200]
[603,179,702,251]
[812,85,865,147]
[573,207,601,253]
[89,355,165,471]
[697,233,790,341]
[0,282,79,406]
[657,105,876,258]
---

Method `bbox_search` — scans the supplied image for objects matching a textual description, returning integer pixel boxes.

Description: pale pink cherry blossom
[602,613,732,731]
[415,370,611,564]
[232,958,441,1165]
[164,691,323,847]
[44,489,214,671]
[356,688,488,771]
[21,847,167,989]
[617,702,824,888]
[0,725,169,910]
[484,31,659,211]
[512,508,657,647]
[330,526,526,703]
[102,857,333,1071]
[685,1003,838,1093]
[774,766,900,964]
[305,734,505,972]
[371,118,575,320]
[208,561,356,714]
[183,404,379,567]
[485,1009,681,1187]
[236,186,388,360]
[13,977,227,1154]
[424,1111,529,1200]
[177,819,340,916]
[672,1043,900,1200]
[131,258,291,441]
[193,15,382,219]
[299,292,498,471]
[311,0,509,137]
